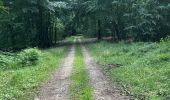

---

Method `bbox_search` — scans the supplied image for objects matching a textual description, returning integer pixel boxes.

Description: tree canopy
[0,0,170,50]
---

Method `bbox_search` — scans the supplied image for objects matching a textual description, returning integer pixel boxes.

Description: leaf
[112,1,119,5]
[49,1,68,9]
[157,5,168,10]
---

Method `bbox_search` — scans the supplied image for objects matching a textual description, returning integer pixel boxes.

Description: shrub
[17,48,41,66]
[0,53,15,69]
[160,36,170,44]
[0,48,41,70]
[157,54,170,61]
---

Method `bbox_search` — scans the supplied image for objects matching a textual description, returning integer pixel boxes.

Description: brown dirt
[34,38,129,100]
[82,45,129,100]
[34,45,75,100]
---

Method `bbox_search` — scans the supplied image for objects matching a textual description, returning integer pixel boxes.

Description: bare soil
[82,45,129,100]
[35,45,75,100]
[34,39,129,100]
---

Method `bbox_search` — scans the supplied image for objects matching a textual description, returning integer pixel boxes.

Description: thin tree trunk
[113,20,120,41]
[54,22,57,44]
[37,0,43,47]
[97,20,102,40]
[9,24,15,49]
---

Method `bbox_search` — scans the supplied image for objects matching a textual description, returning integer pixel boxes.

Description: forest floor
[0,46,67,99]
[35,37,128,100]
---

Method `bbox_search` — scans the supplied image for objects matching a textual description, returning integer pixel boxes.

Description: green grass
[65,36,77,43]
[0,47,67,100]
[70,45,93,100]
[87,41,170,100]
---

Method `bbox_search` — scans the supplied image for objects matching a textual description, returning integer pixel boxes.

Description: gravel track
[82,45,129,100]
[35,45,75,100]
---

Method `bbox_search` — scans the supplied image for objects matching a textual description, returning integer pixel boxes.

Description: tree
[72,0,170,41]
[0,0,71,50]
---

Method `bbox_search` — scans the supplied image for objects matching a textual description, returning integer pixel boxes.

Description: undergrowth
[0,47,67,100]
[0,48,41,70]
[87,41,170,100]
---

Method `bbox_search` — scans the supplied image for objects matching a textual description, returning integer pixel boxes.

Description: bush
[0,48,41,70]
[160,36,170,44]
[17,48,41,66]
[0,53,15,69]
[157,54,170,61]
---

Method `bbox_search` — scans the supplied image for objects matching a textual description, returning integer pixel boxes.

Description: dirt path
[82,45,129,100]
[34,38,129,100]
[35,45,75,100]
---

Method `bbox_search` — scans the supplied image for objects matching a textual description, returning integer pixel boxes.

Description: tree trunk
[9,24,15,49]
[37,0,43,47]
[97,20,102,40]
[113,20,120,41]
[54,22,57,44]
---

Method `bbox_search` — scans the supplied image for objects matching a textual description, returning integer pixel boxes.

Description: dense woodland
[0,0,170,99]
[0,0,170,50]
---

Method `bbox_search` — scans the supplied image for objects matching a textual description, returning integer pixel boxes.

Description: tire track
[82,45,129,100]
[35,45,75,100]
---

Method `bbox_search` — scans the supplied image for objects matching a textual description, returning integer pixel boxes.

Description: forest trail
[35,45,75,100]
[35,38,128,100]
[81,44,129,100]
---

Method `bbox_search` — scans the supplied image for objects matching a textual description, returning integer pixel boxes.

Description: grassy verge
[0,47,67,100]
[70,45,93,100]
[87,41,170,100]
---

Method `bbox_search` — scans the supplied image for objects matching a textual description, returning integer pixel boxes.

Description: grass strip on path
[70,45,93,100]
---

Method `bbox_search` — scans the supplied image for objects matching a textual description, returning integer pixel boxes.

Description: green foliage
[0,0,6,12]
[0,0,72,50]
[0,0,170,50]
[70,46,93,100]
[17,48,41,66]
[0,47,67,100]
[0,53,14,69]
[157,54,170,61]
[0,48,41,70]
[160,36,170,44]
[71,0,170,41]
[87,41,170,99]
